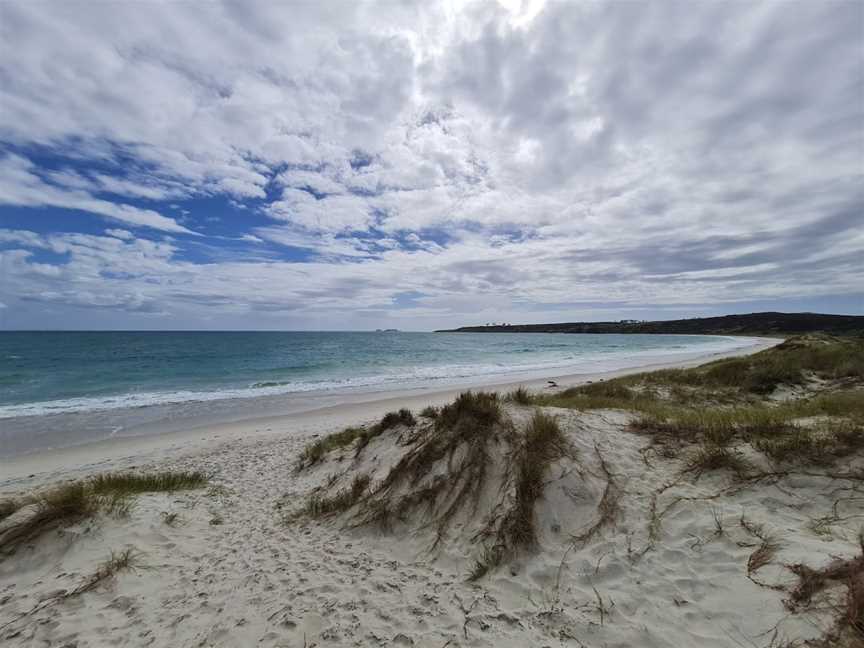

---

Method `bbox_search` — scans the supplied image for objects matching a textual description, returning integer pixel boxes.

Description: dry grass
[420,405,439,419]
[304,474,371,518]
[740,516,782,579]
[0,499,20,523]
[498,412,574,549]
[298,427,366,468]
[0,482,96,555]
[350,392,512,554]
[504,387,533,405]
[785,534,864,644]
[571,445,621,546]
[0,547,140,633]
[90,471,207,495]
[79,548,139,593]
[0,471,208,557]
[355,408,416,454]
[298,409,418,469]
[684,443,752,478]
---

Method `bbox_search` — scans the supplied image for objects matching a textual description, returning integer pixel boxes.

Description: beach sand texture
[1,337,862,647]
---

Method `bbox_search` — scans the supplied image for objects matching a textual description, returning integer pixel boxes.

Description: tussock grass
[355,408,416,454]
[684,443,752,478]
[0,482,96,555]
[498,412,574,551]
[505,387,533,405]
[631,387,864,470]
[90,471,207,495]
[299,427,366,468]
[0,471,208,557]
[299,410,419,468]
[776,421,861,464]
[0,499,20,523]
[304,474,371,518]
[82,548,139,592]
[420,405,439,419]
[436,391,501,431]
[353,391,509,547]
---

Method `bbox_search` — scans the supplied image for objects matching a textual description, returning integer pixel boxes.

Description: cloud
[0,1,861,327]
[0,154,195,234]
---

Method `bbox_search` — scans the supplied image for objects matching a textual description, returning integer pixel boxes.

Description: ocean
[0,331,753,455]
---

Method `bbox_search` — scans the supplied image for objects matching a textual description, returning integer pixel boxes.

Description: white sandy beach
[4,335,860,647]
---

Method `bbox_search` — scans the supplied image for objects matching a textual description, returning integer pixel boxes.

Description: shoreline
[0,335,778,486]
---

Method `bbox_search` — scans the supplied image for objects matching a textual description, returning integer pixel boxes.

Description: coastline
[0,335,778,486]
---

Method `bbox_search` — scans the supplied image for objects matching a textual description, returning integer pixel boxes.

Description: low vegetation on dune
[89,470,207,495]
[471,411,576,579]
[504,386,532,405]
[531,336,864,472]
[0,471,208,557]
[353,391,507,541]
[785,532,864,646]
[296,391,581,579]
[297,408,417,469]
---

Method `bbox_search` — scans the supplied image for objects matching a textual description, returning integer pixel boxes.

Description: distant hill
[436,312,864,336]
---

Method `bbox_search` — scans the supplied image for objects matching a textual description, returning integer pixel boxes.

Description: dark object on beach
[547,380,558,388]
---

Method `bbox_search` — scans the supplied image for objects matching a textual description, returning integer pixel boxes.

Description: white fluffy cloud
[0,0,861,327]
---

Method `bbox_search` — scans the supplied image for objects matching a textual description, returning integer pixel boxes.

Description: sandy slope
[2,396,861,647]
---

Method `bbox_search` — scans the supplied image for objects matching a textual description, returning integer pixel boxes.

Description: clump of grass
[499,412,574,551]
[0,471,208,557]
[378,408,417,430]
[0,499,20,523]
[304,474,371,518]
[298,427,366,468]
[0,482,96,555]
[684,442,751,478]
[536,379,649,411]
[89,471,207,495]
[753,422,863,465]
[354,391,507,545]
[0,547,141,632]
[420,405,439,419]
[786,533,864,642]
[505,387,533,405]
[355,409,417,454]
[436,391,501,431]
[81,548,139,592]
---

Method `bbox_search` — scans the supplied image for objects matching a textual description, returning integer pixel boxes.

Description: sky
[0,0,862,331]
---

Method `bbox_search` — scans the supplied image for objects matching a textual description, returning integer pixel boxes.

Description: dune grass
[0,482,97,555]
[298,427,366,468]
[504,386,533,405]
[0,499,20,523]
[90,470,208,495]
[539,337,864,413]
[298,409,418,469]
[351,391,507,541]
[0,471,208,557]
[468,412,584,580]
[304,474,371,518]
[787,533,864,644]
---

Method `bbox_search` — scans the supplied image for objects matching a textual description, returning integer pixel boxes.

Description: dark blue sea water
[0,331,753,455]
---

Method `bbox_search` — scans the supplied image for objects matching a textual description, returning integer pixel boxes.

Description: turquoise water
[0,331,751,455]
